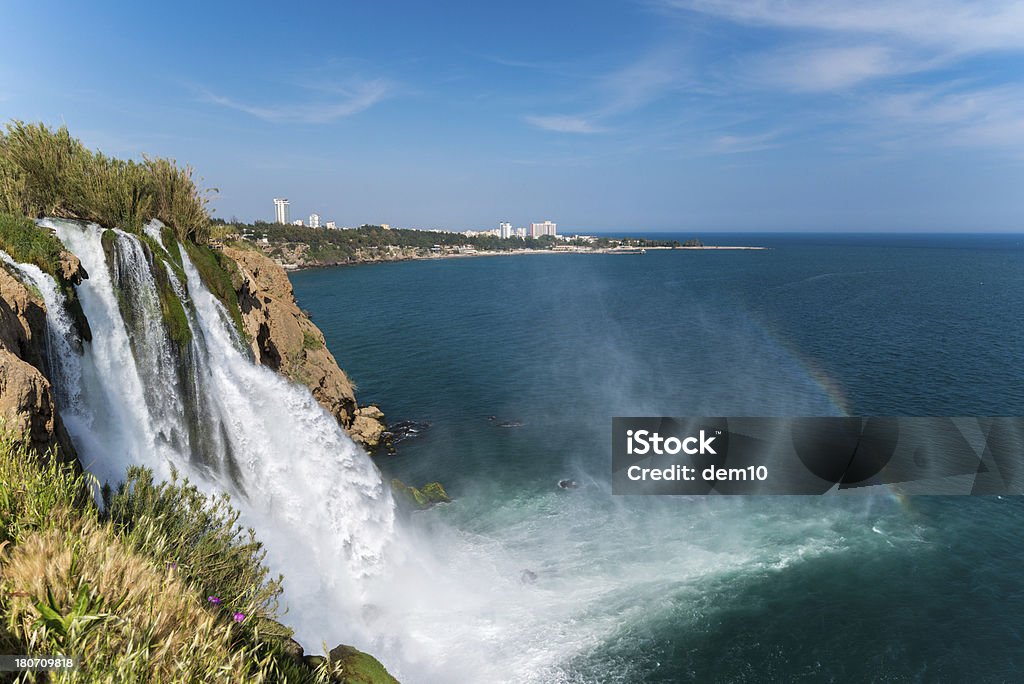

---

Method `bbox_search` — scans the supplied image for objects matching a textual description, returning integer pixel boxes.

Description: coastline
[269,244,769,272]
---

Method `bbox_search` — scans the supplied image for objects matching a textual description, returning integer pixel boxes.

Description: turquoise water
[293,234,1024,682]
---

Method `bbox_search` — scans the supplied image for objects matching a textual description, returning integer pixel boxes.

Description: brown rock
[58,250,88,285]
[0,350,61,453]
[350,406,387,449]
[0,265,76,458]
[0,265,49,370]
[221,247,386,446]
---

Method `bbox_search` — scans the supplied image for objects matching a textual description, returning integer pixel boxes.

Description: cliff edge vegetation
[0,426,399,683]
[0,120,383,446]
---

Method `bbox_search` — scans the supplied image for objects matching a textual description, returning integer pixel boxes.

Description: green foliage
[0,212,64,276]
[0,121,214,243]
[0,214,91,342]
[0,427,334,682]
[213,219,683,265]
[33,581,124,650]
[103,466,283,631]
[0,426,90,547]
[303,330,324,351]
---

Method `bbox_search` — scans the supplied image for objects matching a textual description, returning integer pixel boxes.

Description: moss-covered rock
[391,479,451,510]
[0,213,91,341]
[182,240,247,341]
[160,224,184,269]
[420,481,451,504]
[327,644,400,684]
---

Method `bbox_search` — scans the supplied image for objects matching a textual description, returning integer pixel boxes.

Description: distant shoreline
[277,244,768,271]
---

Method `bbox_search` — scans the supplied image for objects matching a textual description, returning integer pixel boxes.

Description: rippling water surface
[293,233,1024,682]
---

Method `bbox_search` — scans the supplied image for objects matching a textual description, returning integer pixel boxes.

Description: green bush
[102,466,283,630]
[0,426,90,548]
[0,121,214,243]
[0,428,327,682]
[0,212,65,276]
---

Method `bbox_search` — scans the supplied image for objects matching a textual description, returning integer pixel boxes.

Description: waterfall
[22,219,397,649]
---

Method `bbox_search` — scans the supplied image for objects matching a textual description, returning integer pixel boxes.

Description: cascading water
[25,219,397,650]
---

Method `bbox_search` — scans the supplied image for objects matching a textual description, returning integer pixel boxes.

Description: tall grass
[0,426,332,682]
[0,121,213,244]
[103,467,283,631]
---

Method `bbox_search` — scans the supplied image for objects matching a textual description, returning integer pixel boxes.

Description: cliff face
[0,266,75,456]
[221,246,386,447]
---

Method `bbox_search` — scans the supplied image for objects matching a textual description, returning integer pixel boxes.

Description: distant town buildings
[325,221,336,229]
[530,220,557,238]
[291,219,304,226]
[274,198,290,225]
[380,223,391,230]
[308,213,321,228]
[515,227,527,238]
[499,221,512,239]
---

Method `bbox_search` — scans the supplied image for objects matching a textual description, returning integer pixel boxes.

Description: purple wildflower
[233,612,245,623]
[207,596,222,605]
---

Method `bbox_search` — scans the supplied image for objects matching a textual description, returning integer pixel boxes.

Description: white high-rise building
[309,213,321,228]
[515,227,527,238]
[499,221,512,239]
[530,220,557,238]
[274,198,290,225]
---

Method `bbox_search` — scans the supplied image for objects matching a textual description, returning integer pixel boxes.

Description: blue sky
[2,0,1024,232]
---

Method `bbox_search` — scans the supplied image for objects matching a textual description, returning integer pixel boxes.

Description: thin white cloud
[664,0,1024,54]
[746,44,922,92]
[524,115,607,134]
[711,131,781,154]
[203,79,391,124]
[872,84,1024,149]
[524,49,688,134]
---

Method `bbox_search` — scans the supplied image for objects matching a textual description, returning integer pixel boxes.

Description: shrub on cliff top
[0,121,214,243]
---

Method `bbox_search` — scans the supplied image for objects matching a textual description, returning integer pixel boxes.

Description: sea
[291,233,1024,682]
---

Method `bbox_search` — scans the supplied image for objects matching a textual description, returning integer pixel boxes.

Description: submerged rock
[382,419,431,446]
[558,479,579,490]
[520,569,538,584]
[488,416,524,428]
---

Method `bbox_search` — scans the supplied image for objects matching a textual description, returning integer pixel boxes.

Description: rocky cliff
[1,232,385,458]
[0,265,75,457]
[222,245,387,448]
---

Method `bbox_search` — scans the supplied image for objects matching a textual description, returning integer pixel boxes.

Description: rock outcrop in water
[222,245,387,447]
[0,265,74,456]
